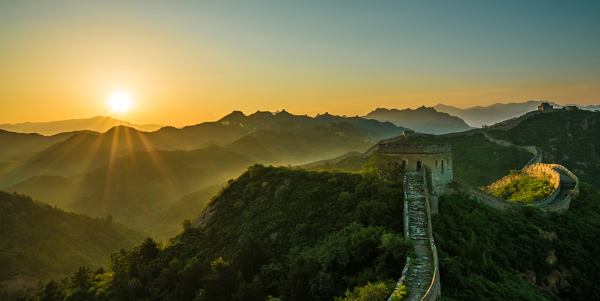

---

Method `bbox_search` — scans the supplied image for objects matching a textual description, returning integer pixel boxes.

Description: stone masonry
[403,171,434,301]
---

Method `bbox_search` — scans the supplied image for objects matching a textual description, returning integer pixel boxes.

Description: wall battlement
[379,143,451,154]
[379,143,453,195]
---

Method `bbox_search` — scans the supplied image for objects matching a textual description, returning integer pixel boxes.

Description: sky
[1,0,599,126]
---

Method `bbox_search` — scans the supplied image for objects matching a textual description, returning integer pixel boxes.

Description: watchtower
[538,102,554,113]
[379,143,453,195]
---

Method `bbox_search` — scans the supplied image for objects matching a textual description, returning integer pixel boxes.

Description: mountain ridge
[0,116,162,136]
[364,106,473,134]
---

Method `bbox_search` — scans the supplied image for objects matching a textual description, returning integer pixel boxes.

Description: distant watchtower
[379,143,453,195]
[538,102,554,113]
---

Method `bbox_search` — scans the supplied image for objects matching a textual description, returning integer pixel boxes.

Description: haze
[1,0,599,127]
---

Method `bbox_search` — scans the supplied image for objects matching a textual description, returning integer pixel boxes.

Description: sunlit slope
[490,110,600,187]
[0,130,87,161]
[228,127,373,165]
[5,145,256,229]
[0,191,144,300]
[0,111,390,186]
[4,126,373,239]
[20,166,411,301]
[0,125,246,187]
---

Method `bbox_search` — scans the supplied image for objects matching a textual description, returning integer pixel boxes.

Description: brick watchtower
[379,143,453,195]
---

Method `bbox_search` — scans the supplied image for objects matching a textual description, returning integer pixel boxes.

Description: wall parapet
[380,143,451,155]
[457,162,580,214]
[539,165,579,212]
[422,168,441,301]
[387,258,411,301]
[485,163,560,192]
[489,110,542,130]
[454,177,523,212]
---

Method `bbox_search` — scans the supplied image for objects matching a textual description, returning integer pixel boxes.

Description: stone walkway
[549,168,576,206]
[403,172,433,301]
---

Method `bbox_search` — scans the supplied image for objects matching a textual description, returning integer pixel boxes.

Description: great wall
[299,103,581,301]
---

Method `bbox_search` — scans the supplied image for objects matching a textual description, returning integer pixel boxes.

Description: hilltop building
[538,102,554,112]
[378,142,453,196]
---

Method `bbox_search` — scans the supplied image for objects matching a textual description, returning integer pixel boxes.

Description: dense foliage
[20,165,412,301]
[490,110,600,187]
[0,191,144,300]
[489,174,555,203]
[435,183,600,300]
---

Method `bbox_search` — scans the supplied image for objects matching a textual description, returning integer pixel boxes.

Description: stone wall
[454,177,524,212]
[422,169,441,301]
[388,190,412,301]
[539,165,579,212]
[488,110,542,130]
[486,163,560,191]
[297,151,363,169]
[456,162,580,214]
[379,143,451,154]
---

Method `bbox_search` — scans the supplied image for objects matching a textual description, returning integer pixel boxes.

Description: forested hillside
[435,183,600,300]
[0,192,144,300]
[490,109,600,188]
[18,165,411,301]
[19,165,600,301]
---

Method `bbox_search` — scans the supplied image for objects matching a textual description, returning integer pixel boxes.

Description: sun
[109,92,133,112]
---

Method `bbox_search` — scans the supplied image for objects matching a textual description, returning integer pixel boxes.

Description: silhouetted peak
[275,109,292,116]
[223,111,246,118]
[105,125,139,134]
[415,106,437,113]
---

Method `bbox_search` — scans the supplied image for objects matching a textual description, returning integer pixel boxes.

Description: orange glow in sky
[1,1,599,126]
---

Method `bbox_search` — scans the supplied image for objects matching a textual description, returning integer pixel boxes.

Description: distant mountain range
[434,100,600,127]
[0,116,162,136]
[364,106,473,134]
[0,110,397,238]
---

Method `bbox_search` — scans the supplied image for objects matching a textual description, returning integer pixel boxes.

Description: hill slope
[364,107,472,134]
[18,166,411,301]
[0,116,161,136]
[489,110,600,187]
[0,191,144,300]
[0,130,88,161]
[435,182,600,300]
[434,101,552,127]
